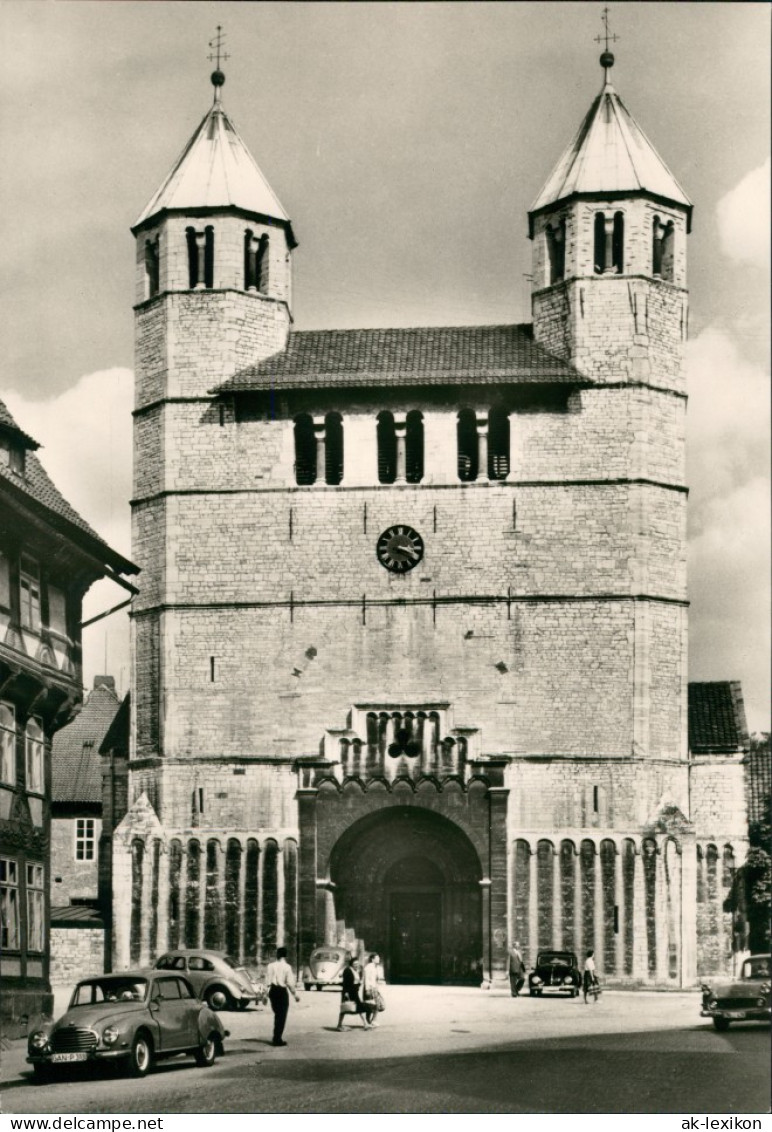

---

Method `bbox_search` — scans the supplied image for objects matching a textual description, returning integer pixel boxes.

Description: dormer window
[245,231,269,293]
[0,436,24,476]
[186,226,214,289]
[593,211,624,274]
[145,236,160,298]
[546,218,566,284]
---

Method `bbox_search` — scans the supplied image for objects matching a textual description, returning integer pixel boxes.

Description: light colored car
[27,970,227,1080]
[701,954,771,1031]
[303,946,348,991]
[155,949,265,1010]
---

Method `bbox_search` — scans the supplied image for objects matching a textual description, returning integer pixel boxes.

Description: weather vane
[595,7,618,77]
[208,25,230,97]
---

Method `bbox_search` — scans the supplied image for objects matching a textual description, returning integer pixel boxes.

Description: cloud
[716,157,771,270]
[686,328,771,731]
[1,369,134,694]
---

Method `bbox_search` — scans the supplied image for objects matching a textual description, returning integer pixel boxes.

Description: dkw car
[155,949,265,1010]
[303,945,348,991]
[27,970,227,1080]
[528,950,582,997]
[700,954,771,1031]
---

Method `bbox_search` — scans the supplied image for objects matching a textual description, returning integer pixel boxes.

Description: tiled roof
[688,681,749,755]
[0,401,38,449]
[213,324,581,394]
[99,693,129,757]
[529,79,692,233]
[51,903,104,928]
[53,682,122,804]
[0,398,136,575]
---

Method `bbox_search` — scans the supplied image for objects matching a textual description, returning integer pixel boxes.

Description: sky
[0,1,769,731]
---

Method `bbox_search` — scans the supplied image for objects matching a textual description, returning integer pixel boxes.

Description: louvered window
[457,409,478,482]
[488,407,510,480]
[405,411,424,484]
[294,415,316,485]
[325,413,344,485]
[377,413,396,484]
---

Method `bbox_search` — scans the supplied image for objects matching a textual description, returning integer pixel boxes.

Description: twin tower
[112,52,742,987]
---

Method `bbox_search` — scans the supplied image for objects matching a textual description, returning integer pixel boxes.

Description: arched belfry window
[186,226,214,289]
[377,412,396,484]
[488,406,510,480]
[294,414,316,485]
[325,412,343,486]
[653,217,675,281]
[405,411,424,484]
[594,212,624,274]
[457,408,478,482]
[546,218,566,284]
[145,236,160,299]
[244,230,269,292]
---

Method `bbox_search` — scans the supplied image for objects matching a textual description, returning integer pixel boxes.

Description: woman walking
[335,954,371,1031]
[361,953,381,1027]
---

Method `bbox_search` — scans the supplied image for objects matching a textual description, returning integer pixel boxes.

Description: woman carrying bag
[335,954,371,1031]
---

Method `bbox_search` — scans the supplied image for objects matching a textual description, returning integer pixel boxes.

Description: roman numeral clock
[376,525,424,573]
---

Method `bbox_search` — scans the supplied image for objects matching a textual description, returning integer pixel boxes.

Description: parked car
[154,949,265,1010]
[27,970,227,1080]
[303,945,348,991]
[700,954,771,1031]
[528,950,582,997]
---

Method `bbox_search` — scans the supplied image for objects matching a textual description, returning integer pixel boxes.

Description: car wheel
[713,1016,730,1032]
[570,989,578,998]
[194,1034,217,1067]
[32,1063,51,1082]
[128,1033,154,1078]
[236,999,249,1011]
[304,983,312,992]
[206,987,231,1011]
[317,984,323,992]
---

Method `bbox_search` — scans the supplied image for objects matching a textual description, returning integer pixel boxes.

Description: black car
[528,950,581,997]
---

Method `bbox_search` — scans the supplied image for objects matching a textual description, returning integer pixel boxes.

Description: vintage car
[700,954,771,1031]
[303,945,348,991]
[27,970,227,1080]
[154,949,265,1010]
[528,950,582,997]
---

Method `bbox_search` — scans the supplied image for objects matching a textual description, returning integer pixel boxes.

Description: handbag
[339,999,357,1014]
[374,989,386,1013]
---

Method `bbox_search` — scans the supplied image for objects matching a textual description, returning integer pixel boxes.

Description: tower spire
[208,25,230,103]
[594,7,619,85]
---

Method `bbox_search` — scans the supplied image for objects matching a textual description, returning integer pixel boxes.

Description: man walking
[266,946,300,1046]
[508,940,526,997]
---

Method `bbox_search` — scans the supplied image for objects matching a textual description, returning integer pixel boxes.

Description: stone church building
[111,51,749,987]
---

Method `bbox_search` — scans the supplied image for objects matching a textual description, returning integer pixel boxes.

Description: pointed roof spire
[132,32,296,245]
[528,28,692,236]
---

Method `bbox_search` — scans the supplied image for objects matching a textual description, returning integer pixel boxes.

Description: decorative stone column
[178,841,188,949]
[614,840,625,978]
[593,843,604,967]
[655,842,669,984]
[527,842,538,967]
[480,878,492,983]
[573,848,583,960]
[313,417,327,484]
[297,786,319,969]
[603,215,614,274]
[488,781,510,983]
[237,837,248,963]
[552,847,562,950]
[155,841,169,958]
[194,231,207,287]
[475,415,489,482]
[679,833,697,987]
[139,838,154,966]
[632,841,647,979]
[394,415,407,483]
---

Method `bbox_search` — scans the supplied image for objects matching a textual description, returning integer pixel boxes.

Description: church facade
[112,53,749,987]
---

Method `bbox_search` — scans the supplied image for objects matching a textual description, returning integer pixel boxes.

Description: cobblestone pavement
[2,987,769,1114]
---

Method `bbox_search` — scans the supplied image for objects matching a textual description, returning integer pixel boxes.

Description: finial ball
[211,69,226,87]
[600,50,615,70]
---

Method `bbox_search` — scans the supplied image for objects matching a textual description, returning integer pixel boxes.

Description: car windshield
[742,958,770,980]
[70,978,149,1007]
[313,950,344,964]
[537,952,574,966]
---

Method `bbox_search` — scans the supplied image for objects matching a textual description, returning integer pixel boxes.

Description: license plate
[725,1011,746,1020]
[51,1052,89,1063]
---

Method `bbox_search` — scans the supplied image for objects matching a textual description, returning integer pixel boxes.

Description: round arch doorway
[329,807,483,985]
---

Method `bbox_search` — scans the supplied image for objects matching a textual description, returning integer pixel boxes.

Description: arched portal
[329,808,483,985]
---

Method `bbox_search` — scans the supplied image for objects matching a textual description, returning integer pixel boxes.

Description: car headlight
[709,999,718,1009]
[700,983,712,995]
[532,976,542,985]
[760,983,770,996]
[563,977,573,985]
[757,998,766,1007]
[102,1026,119,1046]
[29,1031,49,1050]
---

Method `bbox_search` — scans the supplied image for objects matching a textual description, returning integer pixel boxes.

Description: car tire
[713,1016,730,1032]
[206,987,232,1011]
[304,983,312,992]
[236,999,249,1011]
[128,1033,154,1078]
[32,1063,51,1082]
[317,984,323,992]
[194,1034,217,1067]
[570,989,578,998]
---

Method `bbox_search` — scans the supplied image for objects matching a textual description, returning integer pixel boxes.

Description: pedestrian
[583,949,598,1002]
[361,952,381,1027]
[335,953,371,1031]
[265,946,300,1046]
[508,940,526,997]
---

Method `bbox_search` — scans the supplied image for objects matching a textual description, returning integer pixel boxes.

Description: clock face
[376,525,424,573]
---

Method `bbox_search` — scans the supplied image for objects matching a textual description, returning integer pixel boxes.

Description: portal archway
[329,807,483,984]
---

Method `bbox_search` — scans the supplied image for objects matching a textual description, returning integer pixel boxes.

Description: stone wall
[50,927,104,986]
[50,817,101,906]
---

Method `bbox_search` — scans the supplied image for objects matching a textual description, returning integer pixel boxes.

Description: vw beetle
[303,945,348,991]
[27,970,227,1080]
[528,950,582,997]
[155,949,265,1010]
[701,954,771,1031]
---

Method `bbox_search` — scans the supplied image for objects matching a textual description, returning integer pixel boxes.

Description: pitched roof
[53,681,122,804]
[0,398,136,576]
[529,78,692,233]
[0,401,38,449]
[688,681,749,755]
[133,95,295,244]
[213,324,582,394]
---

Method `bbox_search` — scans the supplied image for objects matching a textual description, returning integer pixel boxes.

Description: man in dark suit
[508,940,526,997]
